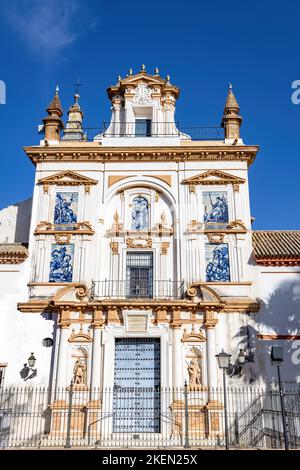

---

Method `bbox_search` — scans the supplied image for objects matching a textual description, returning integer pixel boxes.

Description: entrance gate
[113,338,161,432]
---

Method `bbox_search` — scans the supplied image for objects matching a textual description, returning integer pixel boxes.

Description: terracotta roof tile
[252,231,300,263]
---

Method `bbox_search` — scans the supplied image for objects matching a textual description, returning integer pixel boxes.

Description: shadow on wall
[234,279,300,385]
[14,198,32,243]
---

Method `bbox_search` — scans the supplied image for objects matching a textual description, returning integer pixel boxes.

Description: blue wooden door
[113,338,161,432]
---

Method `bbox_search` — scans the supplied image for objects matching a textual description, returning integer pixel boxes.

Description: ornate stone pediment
[182,170,246,192]
[181,325,206,343]
[38,170,98,193]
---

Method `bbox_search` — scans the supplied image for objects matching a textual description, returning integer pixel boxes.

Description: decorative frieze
[126,237,152,248]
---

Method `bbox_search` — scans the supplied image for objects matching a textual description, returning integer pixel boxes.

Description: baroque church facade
[0,67,300,402]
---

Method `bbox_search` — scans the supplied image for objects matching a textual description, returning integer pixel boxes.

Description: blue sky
[0,0,299,229]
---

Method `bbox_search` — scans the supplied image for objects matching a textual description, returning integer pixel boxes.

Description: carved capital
[58,307,71,328]
[107,307,119,323]
[203,310,218,329]
[92,308,105,328]
[110,242,119,255]
[161,242,170,255]
[171,307,182,327]
[155,307,168,323]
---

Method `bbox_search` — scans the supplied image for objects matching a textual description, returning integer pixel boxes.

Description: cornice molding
[24,145,259,166]
[255,258,300,266]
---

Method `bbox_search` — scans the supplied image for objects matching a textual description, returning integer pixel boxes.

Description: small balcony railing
[80,124,224,141]
[90,280,185,300]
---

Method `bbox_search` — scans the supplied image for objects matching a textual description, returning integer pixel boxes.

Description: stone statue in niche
[188,358,202,386]
[73,359,87,386]
[131,196,149,230]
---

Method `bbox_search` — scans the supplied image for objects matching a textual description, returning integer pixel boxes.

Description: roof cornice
[24,144,259,166]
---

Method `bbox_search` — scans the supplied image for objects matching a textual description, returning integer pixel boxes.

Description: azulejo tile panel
[49,244,74,282]
[203,191,228,224]
[54,192,78,229]
[131,196,149,230]
[205,243,230,282]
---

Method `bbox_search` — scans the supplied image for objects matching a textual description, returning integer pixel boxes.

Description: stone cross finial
[55,85,59,95]
[228,82,232,91]
[155,67,159,75]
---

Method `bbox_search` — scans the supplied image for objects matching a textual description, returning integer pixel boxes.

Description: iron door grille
[126,252,153,298]
[113,338,161,433]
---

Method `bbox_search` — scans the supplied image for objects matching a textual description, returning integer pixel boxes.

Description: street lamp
[27,353,36,368]
[237,348,246,365]
[24,353,37,381]
[215,349,231,450]
[270,346,289,450]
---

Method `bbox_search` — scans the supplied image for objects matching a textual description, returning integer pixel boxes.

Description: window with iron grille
[126,252,153,298]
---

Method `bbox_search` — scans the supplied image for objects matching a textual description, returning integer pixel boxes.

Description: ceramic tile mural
[203,191,228,224]
[131,196,149,230]
[205,243,230,282]
[49,244,74,282]
[54,192,78,226]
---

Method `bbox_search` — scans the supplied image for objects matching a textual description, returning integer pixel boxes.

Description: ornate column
[172,326,183,391]
[91,309,105,390]
[112,99,121,136]
[204,309,219,402]
[171,308,183,396]
[56,307,71,389]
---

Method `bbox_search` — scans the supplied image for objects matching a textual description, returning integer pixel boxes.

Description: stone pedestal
[49,398,102,440]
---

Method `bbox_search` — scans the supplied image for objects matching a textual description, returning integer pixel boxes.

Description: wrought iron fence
[0,385,299,449]
[90,280,185,300]
[79,124,224,141]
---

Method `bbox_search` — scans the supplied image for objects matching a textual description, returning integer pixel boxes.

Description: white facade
[1,69,299,396]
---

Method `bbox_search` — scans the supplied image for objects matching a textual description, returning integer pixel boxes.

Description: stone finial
[221,83,242,140]
[42,86,64,142]
[62,90,84,141]
[140,64,146,72]
[118,75,122,82]
[154,67,159,75]
[129,68,133,75]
